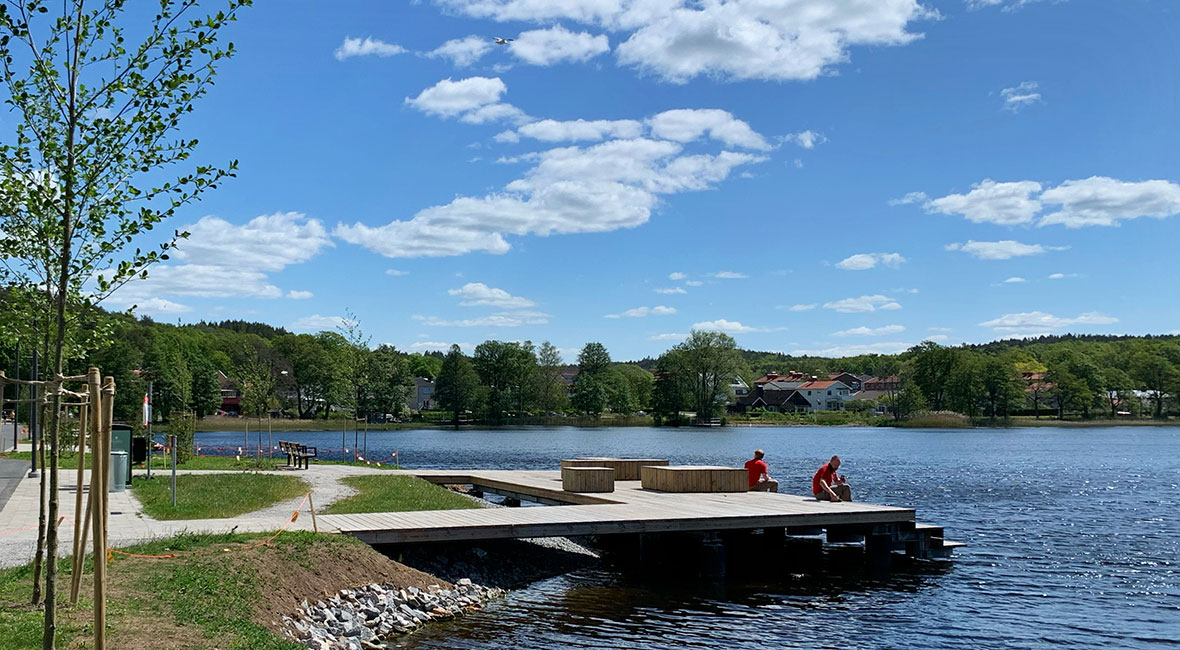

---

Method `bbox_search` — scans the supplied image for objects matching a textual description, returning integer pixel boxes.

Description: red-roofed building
[796,380,853,411]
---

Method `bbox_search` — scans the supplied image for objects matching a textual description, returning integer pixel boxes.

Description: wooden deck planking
[318,469,915,545]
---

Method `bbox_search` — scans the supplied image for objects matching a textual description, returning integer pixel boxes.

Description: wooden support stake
[69,402,88,603]
[88,368,106,650]
[308,493,318,534]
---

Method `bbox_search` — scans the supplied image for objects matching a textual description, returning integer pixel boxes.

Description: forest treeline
[2,312,1177,424]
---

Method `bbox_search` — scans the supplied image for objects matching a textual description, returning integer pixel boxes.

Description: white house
[796,380,853,411]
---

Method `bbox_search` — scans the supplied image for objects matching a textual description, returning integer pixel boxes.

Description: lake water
[195,426,1180,649]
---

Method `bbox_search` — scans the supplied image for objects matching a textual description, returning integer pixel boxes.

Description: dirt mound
[244,536,451,632]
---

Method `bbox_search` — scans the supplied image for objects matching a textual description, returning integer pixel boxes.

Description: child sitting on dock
[813,455,852,502]
[744,449,779,492]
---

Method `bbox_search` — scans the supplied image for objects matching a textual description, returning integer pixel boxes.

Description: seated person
[812,455,852,502]
[744,449,779,492]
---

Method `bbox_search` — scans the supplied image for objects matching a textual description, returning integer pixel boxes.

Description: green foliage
[672,330,743,419]
[473,340,536,423]
[408,352,444,379]
[435,344,482,425]
[535,341,568,413]
[571,372,608,417]
[168,410,197,465]
[577,342,612,376]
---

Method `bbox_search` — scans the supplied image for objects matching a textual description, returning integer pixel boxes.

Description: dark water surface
[197,426,1180,649]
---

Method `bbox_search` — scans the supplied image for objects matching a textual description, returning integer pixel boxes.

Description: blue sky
[104,0,1180,362]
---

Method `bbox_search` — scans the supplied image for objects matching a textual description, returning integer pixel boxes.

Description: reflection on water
[196,426,1180,649]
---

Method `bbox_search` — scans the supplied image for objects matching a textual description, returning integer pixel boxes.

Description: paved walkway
[0,457,28,512]
[0,464,392,568]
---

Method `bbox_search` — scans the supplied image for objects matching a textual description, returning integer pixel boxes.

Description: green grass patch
[132,473,308,520]
[323,475,479,514]
[0,532,342,650]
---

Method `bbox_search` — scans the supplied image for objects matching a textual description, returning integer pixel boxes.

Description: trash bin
[109,451,128,493]
[111,424,133,487]
[132,436,148,465]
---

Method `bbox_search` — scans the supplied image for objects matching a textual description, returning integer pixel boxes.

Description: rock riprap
[283,579,503,650]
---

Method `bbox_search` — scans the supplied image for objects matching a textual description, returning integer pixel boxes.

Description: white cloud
[1002,277,1026,284]
[336,133,763,258]
[655,287,687,294]
[428,35,493,67]
[172,212,333,271]
[889,191,928,206]
[435,1,932,83]
[493,129,521,143]
[287,290,314,299]
[925,179,1043,225]
[514,118,643,142]
[1038,177,1180,228]
[404,77,524,124]
[787,303,817,312]
[835,252,906,271]
[684,280,704,286]
[129,297,193,315]
[448,282,536,308]
[616,1,931,83]
[1048,272,1079,280]
[785,130,827,149]
[1001,81,1041,111]
[605,305,677,318]
[648,109,771,150]
[979,311,1119,335]
[690,319,766,334]
[711,270,748,279]
[791,342,914,357]
[105,212,332,308]
[832,325,906,337]
[927,334,950,342]
[928,326,952,332]
[335,36,406,61]
[945,240,1064,260]
[650,332,687,341]
[509,24,610,65]
[823,295,901,313]
[668,272,687,280]
[414,311,550,327]
[292,314,348,331]
[385,269,409,276]
[913,176,1180,229]
[410,341,473,353]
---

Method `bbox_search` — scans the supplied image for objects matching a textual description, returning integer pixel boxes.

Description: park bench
[279,440,318,469]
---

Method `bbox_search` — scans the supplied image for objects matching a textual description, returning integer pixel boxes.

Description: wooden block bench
[278,440,318,469]
[560,457,669,481]
[561,466,615,493]
[640,465,748,493]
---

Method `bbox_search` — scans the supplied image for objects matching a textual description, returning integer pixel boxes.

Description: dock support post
[503,496,521,507]
[865,532,893,571]
[469,485,483,499]
[700,532,726,578]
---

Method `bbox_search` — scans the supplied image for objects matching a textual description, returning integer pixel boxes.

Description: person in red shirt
[744,449,778,492]
[812,455,851,502]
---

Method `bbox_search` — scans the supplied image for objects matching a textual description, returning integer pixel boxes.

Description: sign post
[169,434,177,507]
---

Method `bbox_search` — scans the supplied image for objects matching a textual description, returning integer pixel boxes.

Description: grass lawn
[323,475,479,514]
[0,531,406,650]
[131,473,308,520]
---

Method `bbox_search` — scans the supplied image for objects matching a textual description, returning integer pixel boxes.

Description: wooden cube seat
[560,457,670,481]
[561,466,615,493]
[640,465,748,493]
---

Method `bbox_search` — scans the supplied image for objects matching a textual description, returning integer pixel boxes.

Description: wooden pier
[317,469,962,568]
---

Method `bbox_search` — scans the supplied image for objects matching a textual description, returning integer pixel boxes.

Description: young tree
[435,345,481,426]
[534,341,566,413]
[675,330,742,420]
[0,0,248,642]
[910,341,956,411]
[337,310,371,421]
[366,345,411,419]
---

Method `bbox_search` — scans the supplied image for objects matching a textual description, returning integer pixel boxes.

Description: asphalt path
[0,456,28,512]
